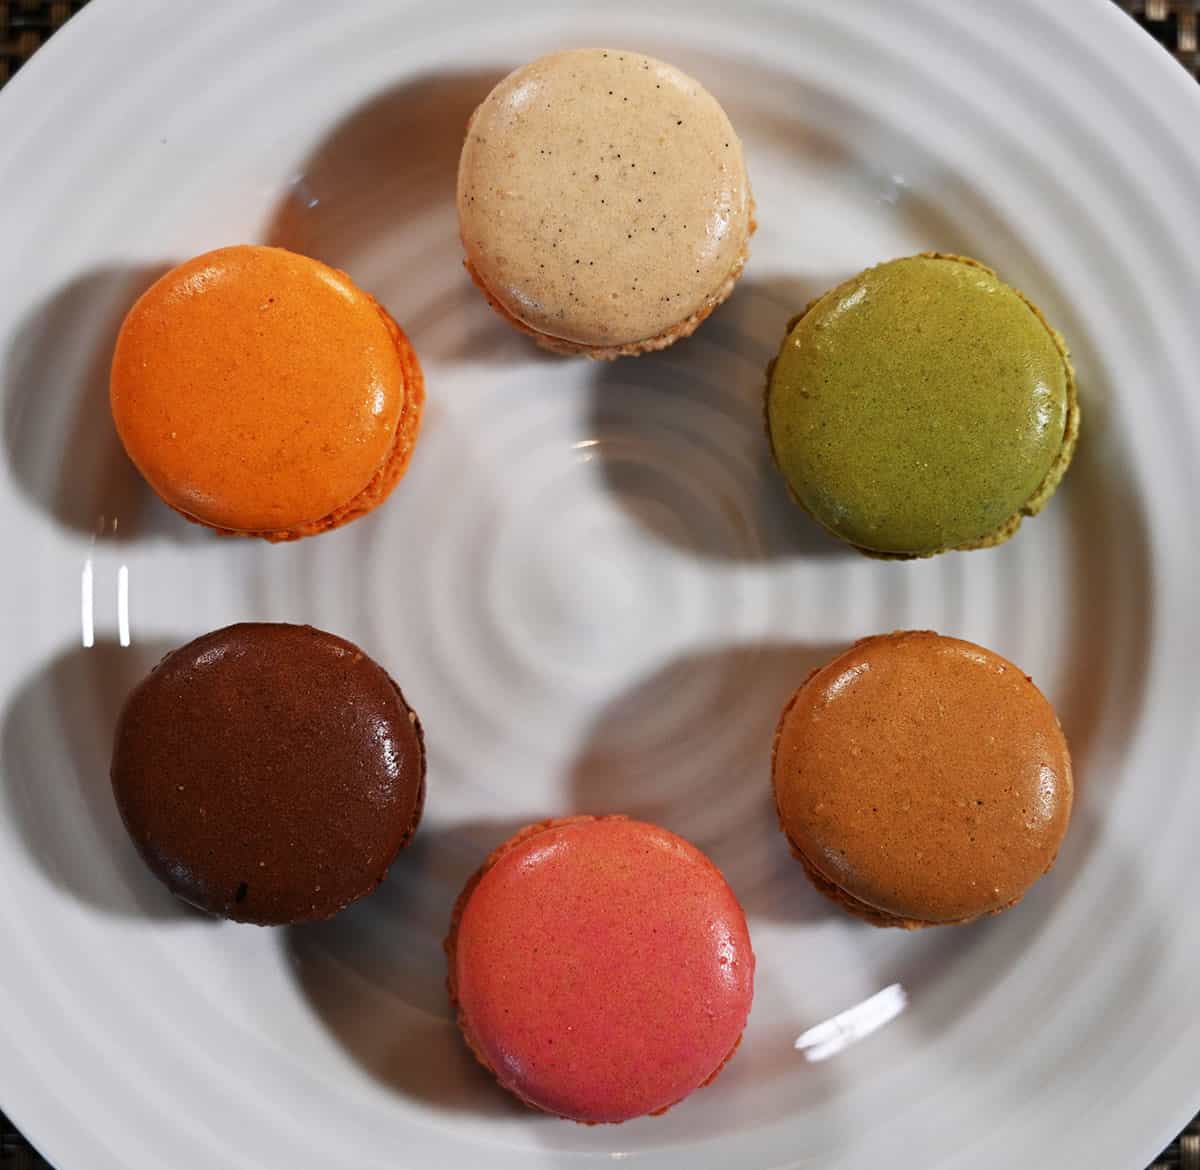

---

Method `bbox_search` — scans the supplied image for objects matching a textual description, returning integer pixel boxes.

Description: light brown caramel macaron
[457,49,754,358]
[772,632,1073,928]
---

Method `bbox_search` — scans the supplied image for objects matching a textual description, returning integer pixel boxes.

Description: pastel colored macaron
[766,253,1079,557]
[446,815,754,1122]
[772,631,1073,928]
[111,623,425,925]
[110,245,424,541]
[457,48,754,358]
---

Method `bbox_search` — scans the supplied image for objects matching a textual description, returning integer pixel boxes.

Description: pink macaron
[445,815,755,1123]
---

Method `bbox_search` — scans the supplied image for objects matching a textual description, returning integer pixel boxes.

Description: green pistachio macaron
[765,253,1079,557]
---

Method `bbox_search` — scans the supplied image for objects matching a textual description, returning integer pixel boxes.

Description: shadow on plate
[882,792,1169,1095]
[1055,407,1153,793]
[1,264,211,545]
[264,67,557,370]
[284,816,533,1117]
[584,278,854,565]
[568,639,847,927]
[0,638,207,920]
[266,68,499,264]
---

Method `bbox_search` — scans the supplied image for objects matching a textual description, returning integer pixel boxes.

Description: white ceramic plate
[2,1,1199,1167]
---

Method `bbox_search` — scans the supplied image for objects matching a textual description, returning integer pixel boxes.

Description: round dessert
[110,245,424,541]
[772,631,1073,928]
[111,623,425,925]
[766,253,1079,557]
[457,48,754,358]
[446,815,754,1123]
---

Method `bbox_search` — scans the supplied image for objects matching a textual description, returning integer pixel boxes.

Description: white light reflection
[573,438,600,463]
[289,174,320,211]
[80,558,95,647]
[1033,763,1058,823]
[117,565,130,647]
[794,983,907,1062]
[1033,394,1055,436]
[834,285,867,314]
[822,661,870,702]
[312,266,357,304]
[506,78,540,110]
[515,836,571,875]
[878,172,908,206]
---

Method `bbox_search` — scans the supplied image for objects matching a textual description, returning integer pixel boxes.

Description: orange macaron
[772,631,1074,928]
[110,245,424,541]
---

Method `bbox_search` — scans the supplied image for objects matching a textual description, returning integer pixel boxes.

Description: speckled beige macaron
[457,48,754,358]
[772,632,1074,929]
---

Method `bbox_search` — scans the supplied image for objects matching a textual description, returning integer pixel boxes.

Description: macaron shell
[110,245,411,534]
[111,623,426,925]
[766,254,1075,556]
[448,816,754,1123]
[772,632,1073,924]
[458,49,751,349]
[235,313,424,542]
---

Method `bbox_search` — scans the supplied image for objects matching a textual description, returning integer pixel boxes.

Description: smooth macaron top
[111,623,425,925]
[111,245,408,533]
[766,254,1075,555]
[773,632,1073,924]
[451,815,754,1123]
[458,49,750,348]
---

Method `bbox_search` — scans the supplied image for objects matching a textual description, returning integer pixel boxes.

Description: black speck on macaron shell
[110,623,426,925]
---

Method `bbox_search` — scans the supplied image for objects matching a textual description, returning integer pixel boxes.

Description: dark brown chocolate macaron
[772,631,1073,928]
[111,623,425,925]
